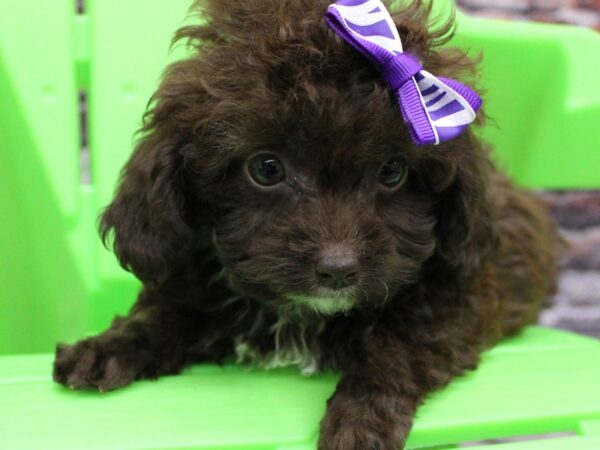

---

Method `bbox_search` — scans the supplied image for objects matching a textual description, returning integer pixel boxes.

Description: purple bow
[325,0,482,146]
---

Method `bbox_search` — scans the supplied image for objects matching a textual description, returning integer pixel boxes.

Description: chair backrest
[1,0,599,354]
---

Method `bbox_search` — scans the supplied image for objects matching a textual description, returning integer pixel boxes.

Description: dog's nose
[315,246,359,290]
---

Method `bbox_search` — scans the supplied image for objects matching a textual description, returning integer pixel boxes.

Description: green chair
[1,0,599,448]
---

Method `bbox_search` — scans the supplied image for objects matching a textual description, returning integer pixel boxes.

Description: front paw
[318,419,396,450]
[318,394,408,450]
[53,336,151,392]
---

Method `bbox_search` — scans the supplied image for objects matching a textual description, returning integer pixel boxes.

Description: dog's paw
[53,337,150,392]
[318,394,407,450]
[318,420,393,450]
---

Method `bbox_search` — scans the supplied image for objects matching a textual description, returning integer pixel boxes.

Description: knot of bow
[326,0,482,146]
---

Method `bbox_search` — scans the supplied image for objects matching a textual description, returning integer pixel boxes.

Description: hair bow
[325,0,482,146]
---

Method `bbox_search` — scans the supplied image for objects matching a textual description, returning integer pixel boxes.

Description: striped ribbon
[326,0,482,146]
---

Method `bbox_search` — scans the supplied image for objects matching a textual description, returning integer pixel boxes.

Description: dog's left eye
[378,156,407,189]
[247,154,286,187]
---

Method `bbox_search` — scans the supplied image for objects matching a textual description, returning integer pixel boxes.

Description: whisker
[359,285,370,304]
[381,280,390,304]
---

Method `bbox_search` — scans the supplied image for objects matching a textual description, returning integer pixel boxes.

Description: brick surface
[540,191,600,229]
[539,192,600,338]
[457,0,600,29]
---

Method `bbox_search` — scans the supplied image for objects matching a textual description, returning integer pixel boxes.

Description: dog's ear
[99,52,221,284]
[99,124,194,284]
[420,140,497,278]
[390,2,495,277]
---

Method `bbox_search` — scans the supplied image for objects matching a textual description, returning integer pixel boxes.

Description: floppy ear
[390,2,495,277]
[99,125,193,284]
[421,138,497,278]
[98,45,223,284]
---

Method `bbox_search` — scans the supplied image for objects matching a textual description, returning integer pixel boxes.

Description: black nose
[315,246,359,290]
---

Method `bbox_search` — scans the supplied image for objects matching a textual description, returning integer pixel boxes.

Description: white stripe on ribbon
[419,71,477,127]
[330,0,403,54]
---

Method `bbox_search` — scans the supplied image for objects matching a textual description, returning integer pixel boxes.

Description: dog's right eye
[247,154,286,187]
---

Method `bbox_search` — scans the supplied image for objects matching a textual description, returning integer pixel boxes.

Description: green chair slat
[0,0,91,354]
[88,0,191,283]
[1,328,599,450]
[0,0,80,216]
[453,14,600,189]
[406,332,600,447]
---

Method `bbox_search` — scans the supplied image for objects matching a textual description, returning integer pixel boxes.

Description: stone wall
[539,192,600,338]
[457,0,600,29]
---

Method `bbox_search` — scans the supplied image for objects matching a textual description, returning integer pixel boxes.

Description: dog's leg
[52,289,230,392]
[318,320,482,450]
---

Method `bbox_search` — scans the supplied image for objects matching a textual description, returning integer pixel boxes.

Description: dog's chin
[287,286,357,315]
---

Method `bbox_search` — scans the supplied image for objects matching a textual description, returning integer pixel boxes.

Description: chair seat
[1,327,599,450]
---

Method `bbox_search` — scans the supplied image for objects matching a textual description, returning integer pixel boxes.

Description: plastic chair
[1,0,599,448]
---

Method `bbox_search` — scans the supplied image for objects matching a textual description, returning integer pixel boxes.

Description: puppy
[53,0,561,448]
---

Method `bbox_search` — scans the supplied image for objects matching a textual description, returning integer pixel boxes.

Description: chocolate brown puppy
[53,1,561,448]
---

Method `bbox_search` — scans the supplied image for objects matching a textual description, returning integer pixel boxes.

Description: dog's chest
[234,315,325,375]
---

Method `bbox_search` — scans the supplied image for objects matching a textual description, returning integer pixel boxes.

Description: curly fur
[53,1,561,448]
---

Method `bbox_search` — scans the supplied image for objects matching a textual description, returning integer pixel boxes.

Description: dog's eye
[247,154,286,187]
[378,157,407,190]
